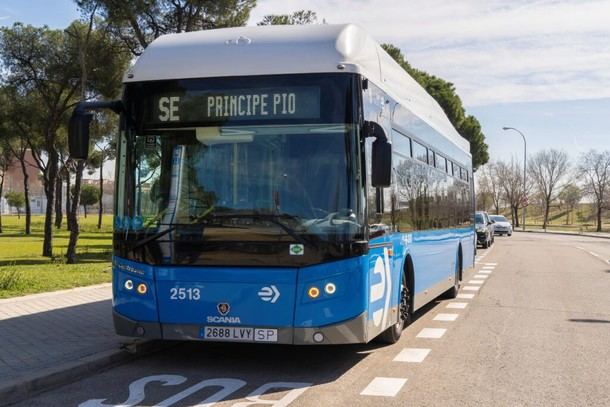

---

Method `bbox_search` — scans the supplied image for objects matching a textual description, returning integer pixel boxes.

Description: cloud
[250,0,610,106]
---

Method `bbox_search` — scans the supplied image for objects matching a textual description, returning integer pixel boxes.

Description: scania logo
[217,303,230,316]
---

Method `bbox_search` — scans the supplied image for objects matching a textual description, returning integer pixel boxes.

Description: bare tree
[528,149,570,229]
[496,159,524,227]
[558,182,582,225]
[577,150,610,232]
[477,162,502,214]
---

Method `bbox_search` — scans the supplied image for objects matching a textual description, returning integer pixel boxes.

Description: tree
[477,162,502,214]
[528,149,570,229]
[0,86,40,235]
[0,24,82,256]
[577,150,610,232]
[86,113,117,229]
[496,159,525,227]
[381,43,489,170]
[558,183,582,225]
[78,184,100,217]
[0,141,13,233]
[5,191,25,219]
[76,0,257,56]
[258,10,318,25]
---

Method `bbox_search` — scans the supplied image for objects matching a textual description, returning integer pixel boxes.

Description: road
[15,233,610,407]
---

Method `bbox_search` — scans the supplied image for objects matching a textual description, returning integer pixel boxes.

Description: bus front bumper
[113,310,368,345]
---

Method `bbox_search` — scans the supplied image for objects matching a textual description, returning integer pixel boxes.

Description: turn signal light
[307,286,320,299]
[137,283,148,295]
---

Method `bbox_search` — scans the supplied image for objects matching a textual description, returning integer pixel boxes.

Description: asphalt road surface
[15,233,610,407]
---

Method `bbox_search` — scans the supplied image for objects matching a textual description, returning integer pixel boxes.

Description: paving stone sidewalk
[0,284,120,385]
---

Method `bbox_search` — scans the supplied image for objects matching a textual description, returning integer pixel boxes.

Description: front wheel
[380,273,411,344]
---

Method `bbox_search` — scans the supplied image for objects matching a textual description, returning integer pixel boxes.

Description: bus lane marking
[463,286,481,291]
[473,275,488,279]
[483,262,498,265]
[457,293,475,299]
[393,348,431,363]
[433,313,459,321]
[479,270,493,274]
[416,328,446,338]
[468,280,484,285]
[360,377,408,397]
[79,376,311,407]
[446,302,468,309]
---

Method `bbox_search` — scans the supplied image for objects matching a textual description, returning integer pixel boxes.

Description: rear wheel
[380,273,411,344]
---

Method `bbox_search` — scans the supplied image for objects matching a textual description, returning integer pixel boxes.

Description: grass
[495,203,610,233]
[0,214,113,298]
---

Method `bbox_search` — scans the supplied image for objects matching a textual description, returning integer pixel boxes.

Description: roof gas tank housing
[124,24,379,83]
[124,23,470,156]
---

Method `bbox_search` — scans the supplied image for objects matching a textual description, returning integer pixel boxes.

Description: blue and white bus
[69,24,475,345]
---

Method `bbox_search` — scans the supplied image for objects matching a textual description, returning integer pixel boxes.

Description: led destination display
[151,86,321,123]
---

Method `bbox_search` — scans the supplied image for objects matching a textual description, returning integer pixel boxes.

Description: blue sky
[2,0,609,166]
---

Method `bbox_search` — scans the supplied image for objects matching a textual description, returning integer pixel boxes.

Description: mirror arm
[74,100,124,115]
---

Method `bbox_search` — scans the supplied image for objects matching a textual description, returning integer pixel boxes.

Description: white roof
[125,24,470,155]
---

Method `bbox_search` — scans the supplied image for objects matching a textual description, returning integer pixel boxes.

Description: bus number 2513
[169,287,201,300]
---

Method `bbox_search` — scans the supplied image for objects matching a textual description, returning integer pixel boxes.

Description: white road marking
[434,313,459,321]
[457,293,475,299]
[393,348,431,363]
[463,286,481,291]
[589,251,600,258]
[361,377,408,397]
[446,302,468,309]
[575,246,585,250]
[416,328,447,339]
[468,280,484,285]
[482,266,495,270]
[483,262,498,265]
[473,274,488,279]
[479,270,493,274]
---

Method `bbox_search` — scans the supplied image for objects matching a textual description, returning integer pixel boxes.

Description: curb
[515,229,610,240]
[0,340,174,407]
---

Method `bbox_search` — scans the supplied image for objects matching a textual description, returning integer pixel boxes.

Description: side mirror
[366,121,391,187]
[68,111,94,160]
[372,137,392,187]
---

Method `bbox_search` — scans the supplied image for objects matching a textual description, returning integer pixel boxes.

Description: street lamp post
[502,127,527,231]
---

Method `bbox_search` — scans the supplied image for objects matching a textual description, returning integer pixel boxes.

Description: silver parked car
[489,215,513,236]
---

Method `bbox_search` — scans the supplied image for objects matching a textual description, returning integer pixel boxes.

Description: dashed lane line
[473,274,488,279]
[468,280,484,285]
[479,270,493,274]
[416,328,447,339]
[457,293,475,299]
[393,348,431,363]
[463,286,481,291]
[433,313,459,321]
[360,377,408,397]
[446,302,468,309]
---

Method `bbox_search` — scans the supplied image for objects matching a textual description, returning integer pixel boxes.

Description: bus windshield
[115,74,364,266]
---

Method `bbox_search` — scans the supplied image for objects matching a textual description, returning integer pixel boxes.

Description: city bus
[68,24,475,345]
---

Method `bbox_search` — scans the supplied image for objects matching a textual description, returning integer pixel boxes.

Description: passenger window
[412,140,427,163]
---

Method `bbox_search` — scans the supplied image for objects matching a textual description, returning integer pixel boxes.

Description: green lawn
[0,214,113,298]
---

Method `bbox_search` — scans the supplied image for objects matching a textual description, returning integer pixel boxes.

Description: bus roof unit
[125,24,470,154]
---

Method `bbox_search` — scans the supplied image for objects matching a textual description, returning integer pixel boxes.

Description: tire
[482,239,489,249]
[380,273,411,344]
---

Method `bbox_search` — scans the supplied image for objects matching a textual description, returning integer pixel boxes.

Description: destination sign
[151,86,321,123]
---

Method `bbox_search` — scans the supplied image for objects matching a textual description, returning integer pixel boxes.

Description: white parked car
[489,215,513,236]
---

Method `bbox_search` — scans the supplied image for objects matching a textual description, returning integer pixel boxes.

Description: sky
[1,0,609,170]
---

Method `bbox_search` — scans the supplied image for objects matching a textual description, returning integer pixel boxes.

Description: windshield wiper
[128,226,177,252]
[211,212,311,246]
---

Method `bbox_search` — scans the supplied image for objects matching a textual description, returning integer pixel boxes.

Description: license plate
[202,326,278,342]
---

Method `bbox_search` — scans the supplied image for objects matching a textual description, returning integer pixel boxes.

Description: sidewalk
[0,284,159,405]
[516,228,610,239]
